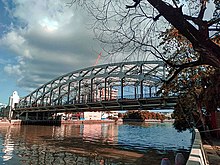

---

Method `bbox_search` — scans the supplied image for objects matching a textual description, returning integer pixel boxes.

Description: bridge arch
[18,61,172,111]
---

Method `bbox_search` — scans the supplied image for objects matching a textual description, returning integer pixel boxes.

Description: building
[0,103,6,118]
[8,91,20,119]
[83,111,102,120]
[96,88,118,101]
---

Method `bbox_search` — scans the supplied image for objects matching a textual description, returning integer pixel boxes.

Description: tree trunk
[206,101,218,137]
[197,100,205,131]
[147,0,220,67]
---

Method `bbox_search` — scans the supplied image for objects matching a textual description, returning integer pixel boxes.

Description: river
[0,122,192,165]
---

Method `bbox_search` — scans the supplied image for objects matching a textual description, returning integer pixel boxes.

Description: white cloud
[0,0,100,93]
[4,64,22,75]
[0,31,32,59]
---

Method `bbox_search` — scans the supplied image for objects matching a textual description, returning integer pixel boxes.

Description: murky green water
[0,122,192,164]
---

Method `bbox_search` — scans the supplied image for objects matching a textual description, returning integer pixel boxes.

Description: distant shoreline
[0,118,174,126]
[123,119,174,123]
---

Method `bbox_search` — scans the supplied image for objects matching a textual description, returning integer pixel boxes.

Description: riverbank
[0,118,175,126]
[0,119,21,126]
[123,119,174,122]
[203,138,220,165]
[0,119,116,126]
[61,119,115,124]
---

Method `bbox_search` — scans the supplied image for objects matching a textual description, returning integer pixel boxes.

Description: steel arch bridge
[16,61,177,113]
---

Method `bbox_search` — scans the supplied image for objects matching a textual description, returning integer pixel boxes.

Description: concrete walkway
[203,138,220,165]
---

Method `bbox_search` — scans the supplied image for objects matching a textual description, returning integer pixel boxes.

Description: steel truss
[17,61,177,112]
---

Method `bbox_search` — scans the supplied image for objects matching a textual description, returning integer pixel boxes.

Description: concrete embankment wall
[186,129,208,165]
[1,119,116,125]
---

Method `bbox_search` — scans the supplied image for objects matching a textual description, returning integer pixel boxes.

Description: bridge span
[16,97,178,113]
[15,61,178,114]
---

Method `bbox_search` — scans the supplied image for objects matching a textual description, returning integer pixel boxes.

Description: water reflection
[0,126,21,164]
[0,123,192,165]
[2,126,14,161]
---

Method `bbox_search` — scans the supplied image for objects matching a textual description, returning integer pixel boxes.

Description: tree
[172,69,220,135]
[69,0,220,132]
[123,110,166,121]
[173,91,200,132]
[159,26,220,134]
[142,0,220,68]
[69,0,220,76]
[202,68,220,136]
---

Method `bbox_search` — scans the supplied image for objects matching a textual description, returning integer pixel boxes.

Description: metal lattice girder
[18,61,167,108]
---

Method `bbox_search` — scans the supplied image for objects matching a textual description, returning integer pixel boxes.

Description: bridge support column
[140,80,143,98]
[90,78,93,102]
[78,80,81,103]
[47,112,50,120]
[36,112,39,120]
[25,112,29,120]
[58,86,61,105]
[121,78,124,99]
[140,64,143,98]
[134,85,137,99]
[110,85,112,100]
[42,112,45,120]
[104,78,107,100]
[67,82,70,104]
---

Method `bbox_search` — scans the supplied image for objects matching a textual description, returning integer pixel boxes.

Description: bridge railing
[17,92,178,109]
[186,128,208,165]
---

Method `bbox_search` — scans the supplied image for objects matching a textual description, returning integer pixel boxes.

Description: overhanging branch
[207,18,220,26]
[197,0,207,20]
[164,60,203,84]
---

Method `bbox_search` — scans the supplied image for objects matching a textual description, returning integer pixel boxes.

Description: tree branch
[183,15,200,25]
[172,0,178,8]
[207,18,220,26]
[153,14,162,21]
[146,0,220,67]
[197,0,207,20]
[165,60,203,84]
[126,0,141,9]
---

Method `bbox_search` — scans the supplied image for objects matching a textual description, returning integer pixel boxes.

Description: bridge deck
[15,97,177,113]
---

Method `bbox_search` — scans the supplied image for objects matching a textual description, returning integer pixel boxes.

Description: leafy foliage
[70,0,220,133]
[123,110,166,121]
[173,93,197,132]
[159,27,220,132]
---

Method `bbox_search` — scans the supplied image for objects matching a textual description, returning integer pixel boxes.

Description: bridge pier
[42,112,45,120]
[25,112,28,120]
[18,111,61,125]
[36,112,39,120]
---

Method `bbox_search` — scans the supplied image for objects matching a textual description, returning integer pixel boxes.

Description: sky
[0,0,216,105]
[0,0,105,104]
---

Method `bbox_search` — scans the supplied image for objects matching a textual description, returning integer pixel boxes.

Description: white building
[9,91,20,119]
[83,111,102,120]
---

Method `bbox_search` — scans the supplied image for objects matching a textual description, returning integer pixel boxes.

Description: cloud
[0,58,9,65]
[0,0,100,94]
[4,64,22,75]
[0,31,32,59]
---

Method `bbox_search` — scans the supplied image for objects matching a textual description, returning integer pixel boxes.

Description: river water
[0,122,192,165]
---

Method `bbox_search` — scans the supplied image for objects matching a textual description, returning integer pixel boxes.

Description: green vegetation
[159,27,220,135]
[71,0,220,135]
[123,110,167,121]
